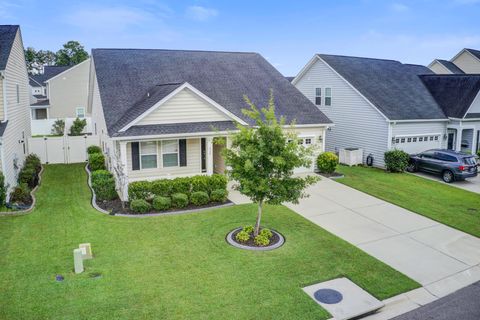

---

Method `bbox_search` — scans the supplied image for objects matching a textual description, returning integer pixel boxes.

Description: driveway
[413,171,480,194]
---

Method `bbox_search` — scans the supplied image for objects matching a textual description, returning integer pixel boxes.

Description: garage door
[393,134,442,154]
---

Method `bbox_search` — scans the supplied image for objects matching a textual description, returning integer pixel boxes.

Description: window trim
[139,141,158,170]
[324,87,332,106]
[315,88,322,106]
[76,107,86,118]
[161,139,180,168]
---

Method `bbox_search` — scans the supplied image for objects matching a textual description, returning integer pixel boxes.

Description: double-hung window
[140,141,158,169]
[162,140,179,167]
[76,107,86,118]
[315,88,322,105]
[325,88,332,106]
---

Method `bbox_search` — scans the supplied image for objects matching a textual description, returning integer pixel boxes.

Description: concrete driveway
[413,171,480,194]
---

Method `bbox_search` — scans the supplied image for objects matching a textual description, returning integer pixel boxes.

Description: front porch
[447,124,480,154]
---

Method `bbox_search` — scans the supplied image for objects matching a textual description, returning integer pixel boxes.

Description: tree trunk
[254,200,263,237]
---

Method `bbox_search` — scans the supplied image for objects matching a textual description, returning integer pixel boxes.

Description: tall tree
[223,92,318,236]
[37,50,56,66]
[55,41,89,66]
[25,47,40,74]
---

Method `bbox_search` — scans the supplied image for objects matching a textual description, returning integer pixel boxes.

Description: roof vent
[147,92,150,98]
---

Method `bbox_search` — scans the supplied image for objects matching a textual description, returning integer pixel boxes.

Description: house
[89,49,332,200]
[292,54,450,167]
[0,25,31,192]
[29,60,91,135]
[429,48,480,74]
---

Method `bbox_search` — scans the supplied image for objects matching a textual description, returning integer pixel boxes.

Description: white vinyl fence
[31,117,93,136]
[28,135,99,164]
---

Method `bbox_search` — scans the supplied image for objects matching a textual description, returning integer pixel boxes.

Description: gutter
[0,71,7,121]
[388,118,449,123]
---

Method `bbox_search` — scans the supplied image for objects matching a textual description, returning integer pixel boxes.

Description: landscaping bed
[227,226,285,250]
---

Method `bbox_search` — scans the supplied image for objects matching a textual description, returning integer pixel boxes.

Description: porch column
[119,141,129,201]
[206,137,214,175]
[455,129,462,151]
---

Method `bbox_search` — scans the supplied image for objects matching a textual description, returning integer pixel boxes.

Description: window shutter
[131,142,140,171]
[179,139,187,167]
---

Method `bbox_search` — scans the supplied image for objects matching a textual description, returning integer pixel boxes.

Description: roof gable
[435,60,465,74]
[30,65,72,86]
[0,25,19,70]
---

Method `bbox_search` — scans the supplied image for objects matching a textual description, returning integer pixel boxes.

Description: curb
[225,227,285,251]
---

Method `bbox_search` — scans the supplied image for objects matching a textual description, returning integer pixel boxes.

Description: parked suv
[407,149,478,183]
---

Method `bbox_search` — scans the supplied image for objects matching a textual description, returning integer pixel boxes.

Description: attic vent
[147,92,150,98]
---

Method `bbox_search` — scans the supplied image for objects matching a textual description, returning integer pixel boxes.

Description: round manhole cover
[314,288,343,304]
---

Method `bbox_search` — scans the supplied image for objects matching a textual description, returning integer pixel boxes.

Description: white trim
[139,141,158,170]
[462,90,480,118]
[387,123,393,150]
[282,124,332,128]
[393,132,442,138]
[75,107,86,118]
[44,59,91,84]
[291,55,319,85]
[451,48,480,64]
[111,130,236,141]
[389,118,449,123]
[161,139,180,168]
[427,60,453,74]
[119,82,248,132]
[1,71,8,121]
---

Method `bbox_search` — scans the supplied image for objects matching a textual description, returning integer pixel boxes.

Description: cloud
[186,6,218,21]
[390,3,409,12]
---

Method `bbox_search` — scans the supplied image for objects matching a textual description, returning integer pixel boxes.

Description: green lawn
[337,165,480,238]
[0,164,418,319]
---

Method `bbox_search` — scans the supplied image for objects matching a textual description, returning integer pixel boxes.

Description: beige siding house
[428,48,480,74]
[0,25,31,193]
[90,49,332,201]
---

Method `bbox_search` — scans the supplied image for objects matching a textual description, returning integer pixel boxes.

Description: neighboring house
[429,48,480,74]
[0,25,31,192]
[89,49,332,200]
[29,65,70,104]
[293,54,449,167]
[29,60,91,135]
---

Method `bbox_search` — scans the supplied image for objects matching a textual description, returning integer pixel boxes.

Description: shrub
[260,228,273,239]
[243,225,254,234]
[152,196,171,211]
[235,230,250,243]
[210,189,228,203]
[190,191,209,206]
[130,199,151,213]
[151,179,172,197]
[316,152,339,174]
[209,174,227,193]
[128,181,152,200]
[191,175,209,193]
[9,183,31,204]
[171,177,191,194]
[0,172,6,207]
[91,170,117,201]
[254,234,270,246]
[51,119,65,135]
[89,153,105,171]
[171,193,189,208]
[87,145,102,155]
[25,154,42,174]
[18,166,37,188]
[69,117,87,136]
[384,149,410,173]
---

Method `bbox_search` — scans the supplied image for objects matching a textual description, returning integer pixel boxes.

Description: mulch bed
[96,198,232,215]
[230,228,281,248]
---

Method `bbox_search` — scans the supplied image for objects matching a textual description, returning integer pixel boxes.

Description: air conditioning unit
[339,148,363,166]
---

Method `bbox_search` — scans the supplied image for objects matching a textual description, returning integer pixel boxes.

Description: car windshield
[462,157,477,165]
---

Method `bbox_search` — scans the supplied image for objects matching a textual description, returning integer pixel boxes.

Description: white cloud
[391,3,409,12]
[186,6,218,21]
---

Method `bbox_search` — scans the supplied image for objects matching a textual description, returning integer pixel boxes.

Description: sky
[1,0,480,76]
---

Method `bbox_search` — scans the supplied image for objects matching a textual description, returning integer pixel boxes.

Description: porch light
[443,134,447,140]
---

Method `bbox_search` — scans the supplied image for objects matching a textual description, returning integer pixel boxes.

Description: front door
[447,132,455,150]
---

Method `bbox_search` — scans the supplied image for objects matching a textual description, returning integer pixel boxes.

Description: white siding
[137,88,230,125]
[1,29,31,192]
[452,51,480,74]
[391,121,447,154]
[294,57,390,167]
[466,91,480,115]
[429,61,452,74]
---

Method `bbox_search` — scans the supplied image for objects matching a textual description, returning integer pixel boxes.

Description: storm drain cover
[314,288,343,304]
[303,277,384,320]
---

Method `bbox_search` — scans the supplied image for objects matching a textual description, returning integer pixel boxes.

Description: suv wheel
[442,170,454,183]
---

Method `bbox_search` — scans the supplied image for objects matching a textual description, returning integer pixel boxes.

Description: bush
[243,225,254,234]
[235,230,250,243]
[89,153,105,171]
[25,154,41,174]
[91,170,117,201]
[191,175,209,193]
[317,152,339,174]
[260,228,273,239]
[171,193,189,208]
[51,119,65,135]
[69,117,87,136]
[171,177,191,194]
[152,196,171,211]
[190,191,209,206]
[18,165,37,188]
[384,149,410,173]
[209,174,228,193]
[128,181,152,200]
[130,199,151,213]
[210,189,228,203]
[151,180,172,197]
[254,234,270,246]
[0,172,6,207]
[87,145,102,155]
[9,183,31,204]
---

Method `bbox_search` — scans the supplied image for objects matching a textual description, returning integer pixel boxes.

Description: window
[315,88,322,105]
[16,84,19,103]
[305,138,312,145]
[419,137,423,142]
[430,136,434,141]
[434,136,439,141]
[33,108,48,120]
[325,88,332,106]
[407,138,412,142]
[395,138,400,143]
[413,137,417,142]
[76,107,85,118]
[140,141,157,169]
[437,153,457,162]
[401,138,405,143]
[162,140,179,167]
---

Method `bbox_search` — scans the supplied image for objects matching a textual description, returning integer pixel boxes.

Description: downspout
[1,71,7,121]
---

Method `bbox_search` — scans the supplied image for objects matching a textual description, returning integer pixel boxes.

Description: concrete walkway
[413,172,480,194]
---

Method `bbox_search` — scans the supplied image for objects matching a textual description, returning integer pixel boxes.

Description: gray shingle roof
[30,99,50,106]
[0,25,18,71]
[0,121,7,137]
[420,75,480,118]
[318,54,447,120]
[285,76,295,82]
[465,48,480,61]
[92,49,332,137]
[115,121,238,137]
[436,60,465,74]
[30,65,71,86]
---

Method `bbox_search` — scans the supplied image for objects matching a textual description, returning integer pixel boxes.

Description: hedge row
[87,145,118,201]
[128,174,228,200]
[9,154,42,205]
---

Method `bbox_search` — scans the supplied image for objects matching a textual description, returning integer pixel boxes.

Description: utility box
[339,148,363,166]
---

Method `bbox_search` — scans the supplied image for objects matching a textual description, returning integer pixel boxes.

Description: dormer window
[315,88,322,105]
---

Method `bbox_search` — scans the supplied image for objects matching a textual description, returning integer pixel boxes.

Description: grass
[337,165,480,238]
[0,164,418,319]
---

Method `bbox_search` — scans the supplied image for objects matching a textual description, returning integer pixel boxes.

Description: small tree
[223,92,318,236]
[51,119,65,135]
[69,118,87,136]
[56,41,89,66]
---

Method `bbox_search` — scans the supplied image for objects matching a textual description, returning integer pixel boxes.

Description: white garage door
[393,134,442,154]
